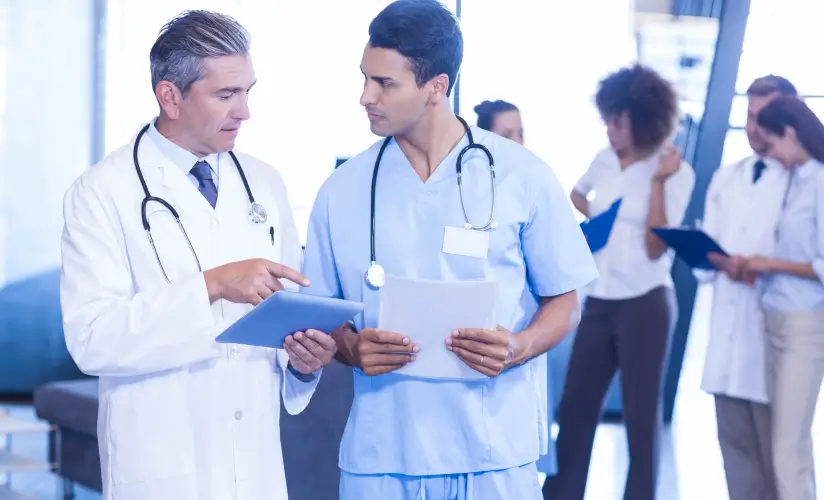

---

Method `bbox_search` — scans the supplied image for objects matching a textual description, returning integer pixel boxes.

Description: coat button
[231,346,240,356]
[234,410,243,421]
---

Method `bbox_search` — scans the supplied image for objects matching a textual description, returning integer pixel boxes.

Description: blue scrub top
[302,126,598,476]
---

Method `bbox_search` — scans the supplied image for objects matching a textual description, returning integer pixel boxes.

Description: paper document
[378,275,498,381]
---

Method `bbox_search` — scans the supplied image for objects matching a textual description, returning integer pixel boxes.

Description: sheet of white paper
[378,274,498,381]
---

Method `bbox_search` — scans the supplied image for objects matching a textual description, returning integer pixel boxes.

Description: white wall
[0,0,95,286]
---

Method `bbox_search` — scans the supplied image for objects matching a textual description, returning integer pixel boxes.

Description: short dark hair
[757,96,824,164]
[595,64,678,151]
[474,100,519,131]
[368,0,463,96]
[746,75,798,98]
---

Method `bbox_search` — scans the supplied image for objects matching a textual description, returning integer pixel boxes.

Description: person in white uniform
[545,64,695,500]
[741,96,824,500]
[59,11,337,500]
[697,75,796,500]
[300,1,599,499]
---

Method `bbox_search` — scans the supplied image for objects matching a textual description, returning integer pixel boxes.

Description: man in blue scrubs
[301,1,598,498]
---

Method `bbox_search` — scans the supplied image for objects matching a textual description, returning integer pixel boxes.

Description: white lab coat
[59,126,320,500]
[697,156,787,403]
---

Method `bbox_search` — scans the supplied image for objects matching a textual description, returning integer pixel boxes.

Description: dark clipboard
[651,227,728,270]
[580,199,622,253]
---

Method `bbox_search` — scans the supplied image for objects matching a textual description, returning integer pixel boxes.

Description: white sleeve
[60,174,221,378]
[572,150,607,196]
[269,169,321,415]
[693,167,724,283]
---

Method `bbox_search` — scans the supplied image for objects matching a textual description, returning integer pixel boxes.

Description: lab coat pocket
[107,375,196,487]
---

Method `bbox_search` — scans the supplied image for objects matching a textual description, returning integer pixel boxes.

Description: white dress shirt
[147,119,221,189]
[698,155,788,403]
[574,147,696,300]
[761,158,824,312]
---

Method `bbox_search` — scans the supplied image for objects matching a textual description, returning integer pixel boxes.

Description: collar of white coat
[140,118,220,179]
[794,157,823,180]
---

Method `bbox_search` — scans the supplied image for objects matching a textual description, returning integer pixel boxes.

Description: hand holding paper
[446,326,518,377]
[354,328,419,376]
[378,275,498,380]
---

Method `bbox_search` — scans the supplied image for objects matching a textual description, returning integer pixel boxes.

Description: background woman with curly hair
[543,64,695,500]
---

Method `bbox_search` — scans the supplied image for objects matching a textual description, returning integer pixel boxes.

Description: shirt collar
[795,158,822,180]
[146,118,220,178]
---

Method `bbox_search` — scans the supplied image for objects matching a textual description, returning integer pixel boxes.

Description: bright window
[106,0,455,244]
[458,0,636,197]
[721,0,824,167]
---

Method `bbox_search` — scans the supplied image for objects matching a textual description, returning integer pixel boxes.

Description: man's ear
[428,73,450,104]
[155,81,184,120]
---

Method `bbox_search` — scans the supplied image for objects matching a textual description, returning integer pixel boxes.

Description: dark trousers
[543,286,675,500]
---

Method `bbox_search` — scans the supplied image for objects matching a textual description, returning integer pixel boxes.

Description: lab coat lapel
[134,133,215,272]
[137,133,216,217]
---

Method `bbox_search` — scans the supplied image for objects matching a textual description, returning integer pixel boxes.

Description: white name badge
[442,226,490,259]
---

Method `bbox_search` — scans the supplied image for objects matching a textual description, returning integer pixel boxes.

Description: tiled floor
[3,285,824,499]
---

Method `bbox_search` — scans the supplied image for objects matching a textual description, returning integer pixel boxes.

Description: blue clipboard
[580,199,622,253]
[651,227,728,270]
[215,291,364,348]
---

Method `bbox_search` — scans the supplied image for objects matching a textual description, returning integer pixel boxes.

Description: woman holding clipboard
[544,64,695,500]
[740,96,824,500]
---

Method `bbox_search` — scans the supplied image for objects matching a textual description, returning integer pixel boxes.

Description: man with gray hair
[59,10,337,500]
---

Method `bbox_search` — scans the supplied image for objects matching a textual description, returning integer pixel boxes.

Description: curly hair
[595,64,678,151]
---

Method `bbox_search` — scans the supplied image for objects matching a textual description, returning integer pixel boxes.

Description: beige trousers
[765,310,824,500]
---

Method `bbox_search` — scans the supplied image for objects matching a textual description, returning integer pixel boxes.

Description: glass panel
[458,0,637,197]
[0,0,95,286]
[105,0,457,244]
[636,13,719,124]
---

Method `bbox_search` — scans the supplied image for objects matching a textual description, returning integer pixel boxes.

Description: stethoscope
[364,116,496,289]
[133,123,268,283]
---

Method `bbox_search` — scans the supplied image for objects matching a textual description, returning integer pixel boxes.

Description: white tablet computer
[215,291,364,349]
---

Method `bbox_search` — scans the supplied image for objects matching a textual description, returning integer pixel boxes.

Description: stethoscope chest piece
[365,261,386,289]
[249,203,268,224]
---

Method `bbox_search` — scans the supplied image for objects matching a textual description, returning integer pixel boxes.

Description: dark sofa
[33,360,354,500]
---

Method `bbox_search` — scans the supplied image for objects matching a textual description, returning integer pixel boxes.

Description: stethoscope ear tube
[132,121,262,282]
[366,116,497,288]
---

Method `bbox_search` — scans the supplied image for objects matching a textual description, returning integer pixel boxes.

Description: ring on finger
[480,355,485,365]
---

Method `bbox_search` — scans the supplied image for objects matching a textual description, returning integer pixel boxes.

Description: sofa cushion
[33,379,99,437]
[0,269,85,394]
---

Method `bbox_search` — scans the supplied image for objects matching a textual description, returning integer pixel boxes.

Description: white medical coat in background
[59,126,319,500]
[697,156,788,403]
